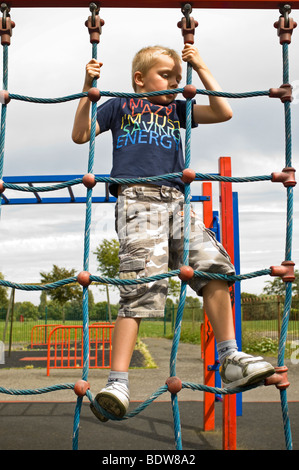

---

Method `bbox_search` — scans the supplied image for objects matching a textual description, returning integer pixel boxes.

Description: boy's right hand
[84,59,103,90]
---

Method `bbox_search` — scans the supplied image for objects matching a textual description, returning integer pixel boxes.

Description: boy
[72,44,275,421]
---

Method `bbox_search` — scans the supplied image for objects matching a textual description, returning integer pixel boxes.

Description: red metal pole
[5,0,299,9]
[219,156,237,450]
[202,182,216,431]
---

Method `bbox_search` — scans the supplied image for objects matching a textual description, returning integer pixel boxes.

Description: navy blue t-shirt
[96,97,198,197]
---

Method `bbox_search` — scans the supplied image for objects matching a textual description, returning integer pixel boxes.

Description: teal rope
[276,40,294,451]
[0,377,264,427]
[7,87,270,104]
[0,384,75,395]
[0,268,272,291]
[169,61,194,450]
[0,277,77,290]
[84,379,263,422]
[8,92,86,103]
[1,173,273,194]
[0,44,8,177]
[0,44,9,217]
[72,40,99,451]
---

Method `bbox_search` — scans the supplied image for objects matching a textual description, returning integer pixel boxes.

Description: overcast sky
[0,6,298,305]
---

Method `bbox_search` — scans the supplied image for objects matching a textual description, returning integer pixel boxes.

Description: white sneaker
[90,382,130,422]
[220,351,275,389]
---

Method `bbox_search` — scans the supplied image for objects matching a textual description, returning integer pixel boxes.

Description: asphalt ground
[0,338,298,451]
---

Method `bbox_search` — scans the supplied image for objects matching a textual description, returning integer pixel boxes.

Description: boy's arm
[72,59,102,144]
[182,44,233,124]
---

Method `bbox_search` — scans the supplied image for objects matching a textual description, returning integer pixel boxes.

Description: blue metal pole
[233,192,242,417]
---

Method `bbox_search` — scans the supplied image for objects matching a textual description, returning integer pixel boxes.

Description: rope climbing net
[0,3,297,451]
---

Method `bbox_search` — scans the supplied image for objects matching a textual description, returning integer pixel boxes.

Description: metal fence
[241,296,299,342]
[46,324,114,376]
[1,296,298,347]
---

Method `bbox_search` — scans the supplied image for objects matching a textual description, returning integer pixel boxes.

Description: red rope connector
[181,168,196,183]
[269,84,293,103]
[74,380,90,397]
[271,167,296,187]
[166,376,182,394]
[177,4,198,44]
[0,180,4,193]
[85,4,104,44]
[179,265,194,281]
[82,173,96,188]
[0,90,10,105]
[270,261,295,282]
[274,16,297,44]
[183,84,197,99]
[87,87,101,102]
[77,271,91,287]
[0,5,15,46]
[265,366,290,390]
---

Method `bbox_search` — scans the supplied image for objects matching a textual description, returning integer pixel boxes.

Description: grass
[164,322,202,345]
[135,338,157,369]
[138,320,172,339]
[1,319,297,358]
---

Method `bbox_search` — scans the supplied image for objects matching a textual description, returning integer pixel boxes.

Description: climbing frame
[0,2,297,452]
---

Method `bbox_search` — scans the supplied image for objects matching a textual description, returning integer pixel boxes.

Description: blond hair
[131,45,181,92]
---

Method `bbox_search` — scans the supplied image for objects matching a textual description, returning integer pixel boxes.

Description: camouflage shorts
[115,184,235,318]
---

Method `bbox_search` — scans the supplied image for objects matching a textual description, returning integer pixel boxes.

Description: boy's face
[135,54,182,105]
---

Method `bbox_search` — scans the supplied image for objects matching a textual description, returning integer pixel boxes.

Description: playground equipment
[0,2,297,451]
[46,324,114,376]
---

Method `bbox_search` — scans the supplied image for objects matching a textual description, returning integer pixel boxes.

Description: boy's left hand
[182,44,204,71]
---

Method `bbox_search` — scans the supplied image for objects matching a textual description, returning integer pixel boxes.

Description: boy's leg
[90,317,141,422]
[111,316,141,372]
[172,207,275,389]
[202,279,235,343]
[91,185,170,421]
[202,279,275,388]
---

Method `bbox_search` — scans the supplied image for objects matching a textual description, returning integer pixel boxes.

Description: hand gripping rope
[0,3,297,451]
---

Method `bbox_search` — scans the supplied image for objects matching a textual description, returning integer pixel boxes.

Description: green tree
[38,290,48,316]
[94,238,120,278]
[241,292,259,300]
[14,301,39,321]
[262,269,299,296]
[64,291,95,321]
[0,272,9,313]
[40,265,82,322]
[184,296,202,308]
[168,277,181,301]
[94,238,120,323]
[92,301,119,322]
[44,299,62,321]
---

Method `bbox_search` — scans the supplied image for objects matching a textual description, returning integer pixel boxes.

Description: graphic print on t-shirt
[117,99,181,151]
[97,97,197,196]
